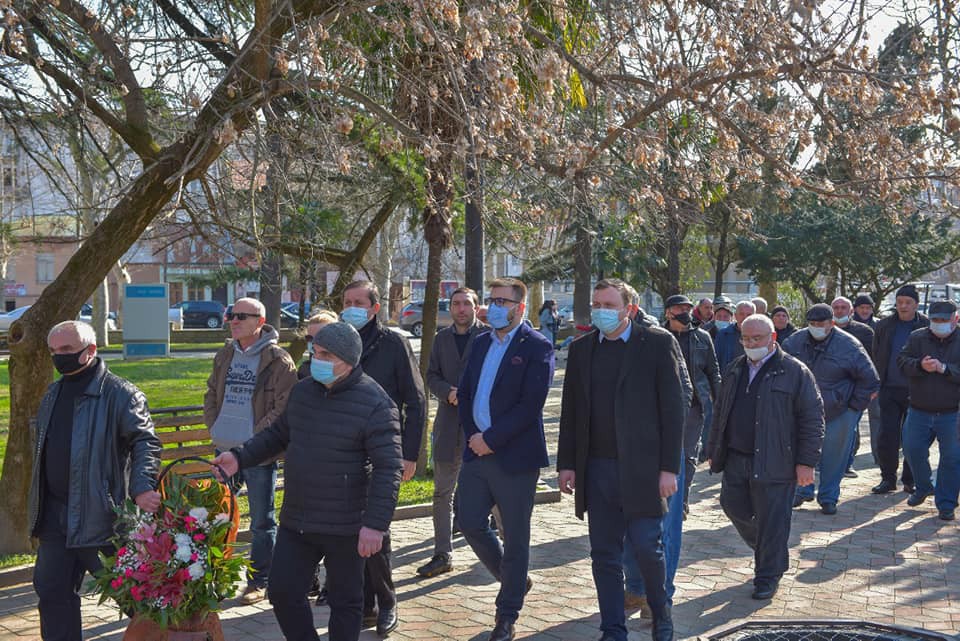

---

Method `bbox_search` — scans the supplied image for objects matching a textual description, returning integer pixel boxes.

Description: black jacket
[775,323,796,345]
[28,359,161,547]
[558,322,690,519]
[897,327,960,413]
[873,312,929,384]
[236,367,402,535]
[783,328,879,421]
[836,320,875,360]
[707,346,824,482]
[359,318,426,462]
[668,324,721,406]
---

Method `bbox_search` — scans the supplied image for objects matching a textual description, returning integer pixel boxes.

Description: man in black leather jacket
[29,320,161,641]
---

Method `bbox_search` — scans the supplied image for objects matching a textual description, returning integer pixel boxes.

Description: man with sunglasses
[457,277,554,641]
[204,297,297,605]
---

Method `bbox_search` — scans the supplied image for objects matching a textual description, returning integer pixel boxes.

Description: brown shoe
[239,585,266,605]
[624,591,652,619]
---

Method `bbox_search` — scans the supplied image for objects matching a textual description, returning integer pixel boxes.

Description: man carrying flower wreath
[29,320,162,641]
[213,321,402,641]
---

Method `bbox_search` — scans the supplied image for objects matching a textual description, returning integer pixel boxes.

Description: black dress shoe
[872,480,896,494]
[903,483,916,494]
[751,580,779,600]
[820,502,837,515]
[489,617,515,641]
[376,605,399,637]
[793,495,813,508]
[939,509,956,521]
[907,490,933,507]
[362,609,378,628]
[416,553,453,578]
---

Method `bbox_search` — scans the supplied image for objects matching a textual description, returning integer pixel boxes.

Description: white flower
[188,561,205,580]
[188,507,209,522]
[175,545,193,562]
[213,513,230,524]
[174,533,192,547]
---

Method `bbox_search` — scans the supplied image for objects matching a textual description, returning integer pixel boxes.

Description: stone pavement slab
[2,365,958,640]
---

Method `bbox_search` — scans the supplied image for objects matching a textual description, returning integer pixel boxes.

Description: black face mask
[673,312,692,325]
[52,348,89,375]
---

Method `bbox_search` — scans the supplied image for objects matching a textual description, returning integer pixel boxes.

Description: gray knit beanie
[313,322,362,367]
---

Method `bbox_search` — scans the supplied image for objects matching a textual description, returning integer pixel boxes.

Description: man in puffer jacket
[213,322,402,641]
[783,304,879,515]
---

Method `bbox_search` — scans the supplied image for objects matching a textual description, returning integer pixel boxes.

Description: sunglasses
[226,312,261,321]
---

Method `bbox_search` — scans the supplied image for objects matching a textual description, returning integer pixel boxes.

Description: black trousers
[719,451,796,585]
[269,526,364,641]
[33,534,112,641]
[362,530,395,612]
[877,386,914,486]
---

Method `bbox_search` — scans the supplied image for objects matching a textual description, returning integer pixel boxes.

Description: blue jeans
[797,408,858,505]
[902,408,960,511]
[457,456,538,622]
[587,458,666,641]
[624,449,684,604]
[232,460,278,588]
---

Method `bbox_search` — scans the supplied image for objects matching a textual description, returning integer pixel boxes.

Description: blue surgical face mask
[591,308,623,334]
[486,303,512,330]
[931,322,954,338]
[341,306,371,329]
[833,315,850,325]
[714,320,732,331]
[310,358,338,385]
[808,326,830,341]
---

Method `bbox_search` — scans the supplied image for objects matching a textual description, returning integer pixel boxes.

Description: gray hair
[233,297,266,317]
[831,296,852,307]
[736,300,757,314]
[48,320,97,347]
[741,313,774,334]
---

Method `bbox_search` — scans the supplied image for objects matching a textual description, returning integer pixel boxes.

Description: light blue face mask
[341,306,371,329]
[931,322,954,338]
[310,358,338,385]
[591,308,622,334]
[486,303,512,329]
[714,320,732,331]
[833,315,850,325]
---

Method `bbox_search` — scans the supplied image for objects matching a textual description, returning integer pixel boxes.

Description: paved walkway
[2,364,959,640]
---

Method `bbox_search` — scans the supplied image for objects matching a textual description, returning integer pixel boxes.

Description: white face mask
[808,326,829,341]
[744,345,771,361]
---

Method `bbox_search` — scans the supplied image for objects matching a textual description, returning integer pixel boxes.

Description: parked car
[179,300,226,329]
[400,300,453,337]
[0,305,31,333]
[79,304,118,330]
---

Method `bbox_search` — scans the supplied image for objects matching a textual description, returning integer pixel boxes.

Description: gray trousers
[432,458,462,556]
[682,402,705,509]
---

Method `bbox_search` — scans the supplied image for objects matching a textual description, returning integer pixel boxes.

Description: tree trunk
[417,231,444,475]
[758,281,778,307]
[529,282,544,328]
[93,279,110,346]
[464,163,484,293]
[713,205,731,298]
[259,250,284,327]
[573,222,592,327]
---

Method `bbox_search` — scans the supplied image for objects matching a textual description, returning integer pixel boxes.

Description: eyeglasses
[484,297,521,306]
[226,312,261,321]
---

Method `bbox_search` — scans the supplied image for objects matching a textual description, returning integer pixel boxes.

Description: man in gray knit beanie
[313,322,362,367]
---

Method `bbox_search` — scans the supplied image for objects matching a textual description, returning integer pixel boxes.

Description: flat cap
[312,322,362,367]
[806,303,834,322]
[853,294,874,307]
[929,300,957,319]
[664,294,693,308]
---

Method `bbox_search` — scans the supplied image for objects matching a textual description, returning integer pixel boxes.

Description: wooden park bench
[152,405,215,475]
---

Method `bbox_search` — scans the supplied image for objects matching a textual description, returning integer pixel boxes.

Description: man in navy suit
[457,277,554,641]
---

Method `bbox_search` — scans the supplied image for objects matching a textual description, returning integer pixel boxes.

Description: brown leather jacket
[203,325,298,457]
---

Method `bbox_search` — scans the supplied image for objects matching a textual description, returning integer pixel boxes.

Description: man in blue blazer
[457,277,554,641]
